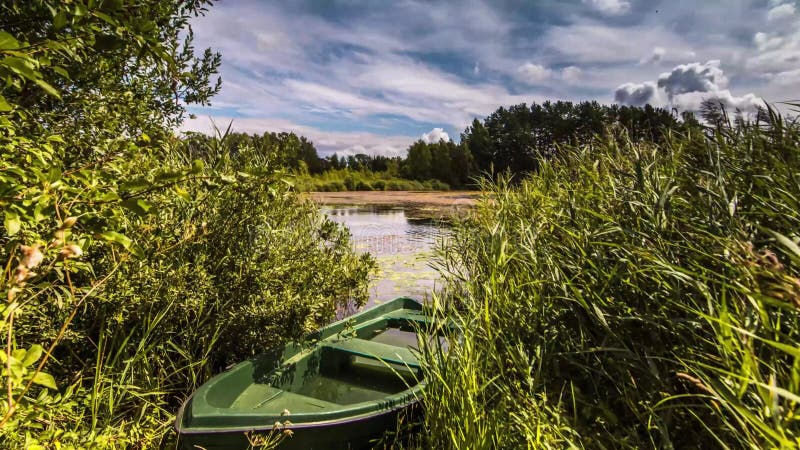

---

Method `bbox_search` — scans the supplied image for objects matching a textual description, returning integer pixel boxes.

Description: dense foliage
[0,2,373,448]
[419,106,800,449]
[294,167,451,192]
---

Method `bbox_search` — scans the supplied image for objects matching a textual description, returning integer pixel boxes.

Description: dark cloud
[615,60,762,113]
[657,60,727,101]
[614,81,660,106]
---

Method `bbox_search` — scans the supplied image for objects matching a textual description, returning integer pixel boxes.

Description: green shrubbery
[421,107,800,449]
[295,168,451,192]
[0,3,374,448]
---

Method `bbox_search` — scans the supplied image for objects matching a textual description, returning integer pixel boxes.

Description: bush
[355,179,374,191]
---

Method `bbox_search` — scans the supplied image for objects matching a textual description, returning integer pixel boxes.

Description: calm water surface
[321,205,448,306]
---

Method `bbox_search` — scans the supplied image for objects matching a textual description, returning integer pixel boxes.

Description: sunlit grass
[415,105,800,449]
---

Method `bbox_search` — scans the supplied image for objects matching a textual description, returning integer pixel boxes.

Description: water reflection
[321,205,447,305]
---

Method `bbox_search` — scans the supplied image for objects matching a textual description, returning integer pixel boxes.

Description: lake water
[320,205,448,307]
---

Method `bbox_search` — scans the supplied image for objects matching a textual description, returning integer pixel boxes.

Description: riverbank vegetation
[0,2,373,448]
[420,104,800,449]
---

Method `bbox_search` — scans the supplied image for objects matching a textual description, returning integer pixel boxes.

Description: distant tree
[461,101,687,177]
[462,118,493,172]
[404,140,432,180]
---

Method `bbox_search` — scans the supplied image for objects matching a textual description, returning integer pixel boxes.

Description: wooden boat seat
[383,309,434,327]
[323,338,420,368]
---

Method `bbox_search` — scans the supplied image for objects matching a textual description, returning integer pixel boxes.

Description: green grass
[416,105,800,449]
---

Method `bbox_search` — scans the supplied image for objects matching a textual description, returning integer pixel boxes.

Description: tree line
[237,101,701,189]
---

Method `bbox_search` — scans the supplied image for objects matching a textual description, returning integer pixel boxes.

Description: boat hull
[177,403,419,450]
[175,297,437,450]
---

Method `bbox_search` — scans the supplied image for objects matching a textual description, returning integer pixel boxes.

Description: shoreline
[305,190,480,206]
[305,190,480,220]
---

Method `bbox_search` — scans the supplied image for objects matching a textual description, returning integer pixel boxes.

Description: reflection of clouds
[348,224,449,255]
[321,205,456,306]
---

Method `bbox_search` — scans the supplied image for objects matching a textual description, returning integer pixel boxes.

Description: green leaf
[100,231,132,249]
[154,170,182,182]
[101,0,124,13]
[174,185,191,202]
[31,372,57,390]
[765,229,800,264]
[119,178,150,192]
[0,31,19,51]
[92,11,118,26]
[47,167,62,183]
[53,10,68,30]
[121,198,153,216]
[2,56,37,79]
[35,79,61,99]
[21,345,43,367]
[0,94,11,112]
[53,66,70,79]
[74,4,88,17]
[4,210,20,235]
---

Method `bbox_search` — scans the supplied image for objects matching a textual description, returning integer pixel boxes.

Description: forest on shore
[222,101,704,192]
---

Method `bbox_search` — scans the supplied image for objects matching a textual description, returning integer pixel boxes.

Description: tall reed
[419,105,800,448]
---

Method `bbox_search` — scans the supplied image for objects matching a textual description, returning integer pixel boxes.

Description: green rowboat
[175,297,435,450]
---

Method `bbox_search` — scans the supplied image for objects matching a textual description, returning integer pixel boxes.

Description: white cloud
[516,63,552,84]
[671,90,762,113]
[767,3,796,21]
[583,0,631,15]
[770,68,800,85]
[540,23,695,65]
[180,0,796,155]
[754,32,785,52]
[640,47,666,64]
[562,66,582,83]
[747,28,800,74]
[421,128,450,143]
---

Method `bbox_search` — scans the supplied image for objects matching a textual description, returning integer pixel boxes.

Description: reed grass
[417,105,800,449]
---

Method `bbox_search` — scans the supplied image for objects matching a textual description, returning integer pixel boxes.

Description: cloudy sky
[182,0,800,156]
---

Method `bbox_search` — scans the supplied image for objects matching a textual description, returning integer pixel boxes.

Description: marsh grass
[416,105,800,448]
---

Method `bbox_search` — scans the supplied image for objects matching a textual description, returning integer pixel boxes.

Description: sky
[181,0,800,157]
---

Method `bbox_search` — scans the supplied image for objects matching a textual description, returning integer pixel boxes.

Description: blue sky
[182,0,800,156]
